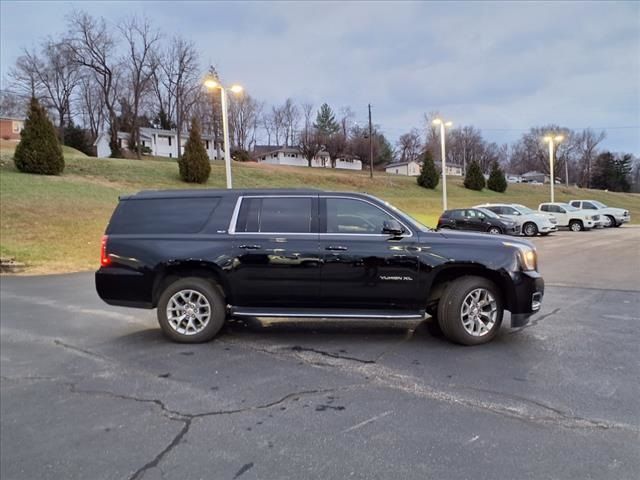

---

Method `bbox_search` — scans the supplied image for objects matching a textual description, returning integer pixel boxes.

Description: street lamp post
[204,77,243,189]
[433,118,453,211]
[543,134,564,203]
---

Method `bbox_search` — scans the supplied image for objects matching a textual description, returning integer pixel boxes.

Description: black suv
[437,208,520,235]
[96,189,543,346]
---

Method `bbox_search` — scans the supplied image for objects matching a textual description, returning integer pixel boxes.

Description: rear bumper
[506,271,544,328]
[95,267,154,309]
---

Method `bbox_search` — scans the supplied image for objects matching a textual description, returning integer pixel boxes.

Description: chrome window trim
[229,194,414,237]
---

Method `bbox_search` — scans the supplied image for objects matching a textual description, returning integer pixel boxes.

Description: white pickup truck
[569,200,630,228]
[538,202,600,232]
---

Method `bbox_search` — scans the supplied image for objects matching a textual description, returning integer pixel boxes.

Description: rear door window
[236,197,314,233]
[108,197,220,234]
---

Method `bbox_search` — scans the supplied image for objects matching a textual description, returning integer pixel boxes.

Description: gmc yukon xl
[95,189,544,346]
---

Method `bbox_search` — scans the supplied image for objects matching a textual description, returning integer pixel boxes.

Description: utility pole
[368,103,373,179]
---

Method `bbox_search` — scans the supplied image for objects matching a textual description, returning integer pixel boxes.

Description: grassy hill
[1,142,639,273]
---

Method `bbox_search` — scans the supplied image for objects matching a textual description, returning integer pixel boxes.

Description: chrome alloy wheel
[166,289,211,335]
[460,288,497,337]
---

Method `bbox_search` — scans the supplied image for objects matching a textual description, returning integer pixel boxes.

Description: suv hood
[431,230,534,248]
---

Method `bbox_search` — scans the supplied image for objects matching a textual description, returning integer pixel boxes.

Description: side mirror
[382,219,405,236]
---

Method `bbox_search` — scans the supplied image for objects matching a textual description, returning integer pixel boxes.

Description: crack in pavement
[64,381,343,480]
[226,338,639,434]
[289,345,376,364]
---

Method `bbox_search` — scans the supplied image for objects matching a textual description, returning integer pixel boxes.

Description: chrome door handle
[325,246,348,251]
[239,244,262,250]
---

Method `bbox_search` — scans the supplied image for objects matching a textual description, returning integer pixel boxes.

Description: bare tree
[297,103,322,166]
[66,11,122,156]
[574,129,606,187]
[120,16,161,158]
[160,36,200,158]
[9,49,42,99]
[77,73,105,141]
[396,128,422,163]
[339,106,355,137]
[0,89,29,118]
[271,105,286,146]
[228,93,261,151]
[260,110,274,145]
[281,98,299,147]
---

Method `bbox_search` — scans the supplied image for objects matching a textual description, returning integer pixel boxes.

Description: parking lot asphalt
[1,227,639,480]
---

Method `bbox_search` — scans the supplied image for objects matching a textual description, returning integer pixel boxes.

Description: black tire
[604,215,618,228]
[613,222,622,228]
[523,222,538,237]
[540,232,551,236]
[437,276,503,346]
[569,220,583,232]
[157,277,226,343]
[487,226,502,235]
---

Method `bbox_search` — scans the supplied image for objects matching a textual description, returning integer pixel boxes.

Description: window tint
[449,210,464,219]
[503,206,517,215]
[237,197,313,233]
[109,197,220,234]
[549,205,565,213]
[570,201,580,208]
[485,206,501,214]
[325,198,395,234]
[540,205,549,212]
[583,202,596,209]
[466,209,484,219]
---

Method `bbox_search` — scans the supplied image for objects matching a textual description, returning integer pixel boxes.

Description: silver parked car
[475,203,557,237]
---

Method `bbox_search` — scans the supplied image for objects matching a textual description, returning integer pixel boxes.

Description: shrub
[178,118,211,183]
[416,150,439,189]
[487,161,507,193]
[464,160,485,191]
[231,148,252,162]
[64,123,93,156]
[14,97,64,175]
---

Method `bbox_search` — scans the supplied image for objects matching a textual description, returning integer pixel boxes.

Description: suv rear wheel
[157,277,226,343]
[437,276,503,345]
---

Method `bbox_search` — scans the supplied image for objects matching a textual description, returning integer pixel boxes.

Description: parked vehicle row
[437,199,630,236]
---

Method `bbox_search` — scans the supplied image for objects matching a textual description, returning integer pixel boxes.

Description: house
[385,160,422,176]
[93,127,222,160]
[385,160,462,176]
[254,146,362,170]
[0,117,25,141]
[521,171,550,184]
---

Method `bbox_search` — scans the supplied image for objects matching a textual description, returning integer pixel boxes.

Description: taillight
[100,235,111,267]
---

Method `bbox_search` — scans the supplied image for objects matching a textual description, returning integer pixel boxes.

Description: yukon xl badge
[379,275,413,281]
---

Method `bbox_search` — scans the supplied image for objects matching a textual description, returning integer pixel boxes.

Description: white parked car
[569,200,630,228]
[474,203,557,237]
[538,202,600,232]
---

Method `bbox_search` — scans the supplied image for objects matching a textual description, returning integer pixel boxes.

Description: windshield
[560,203,580,212]
[592,200,607,208]
[477,207,500,219]
[513,204,536,214]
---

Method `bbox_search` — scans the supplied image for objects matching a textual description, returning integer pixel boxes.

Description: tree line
[2,10,637,191]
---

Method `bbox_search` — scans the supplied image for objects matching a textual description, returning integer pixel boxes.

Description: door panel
[319,197,420,310]
[229,196,322,307]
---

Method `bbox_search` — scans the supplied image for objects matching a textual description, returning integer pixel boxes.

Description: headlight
[503,241,537,271]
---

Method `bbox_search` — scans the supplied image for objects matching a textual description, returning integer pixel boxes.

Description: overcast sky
[1,0,639,153]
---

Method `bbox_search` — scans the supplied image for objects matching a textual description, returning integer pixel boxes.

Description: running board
[229,306,426,320]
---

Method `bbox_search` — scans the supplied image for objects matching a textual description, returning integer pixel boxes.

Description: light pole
[204,77,243,189]
[543,134,564,202]
[433,118,453,211]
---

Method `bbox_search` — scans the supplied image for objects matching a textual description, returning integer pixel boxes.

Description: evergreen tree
[592,152,632,192]
[487,160,507,192]
[464,160,485,191]
[314,103,339,135]
[14,97,64,175]
[417,150,439,189]
[178,118,211,183]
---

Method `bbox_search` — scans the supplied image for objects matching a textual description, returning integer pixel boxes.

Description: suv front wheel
[437,276,503,345]
[157,277,226,343]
